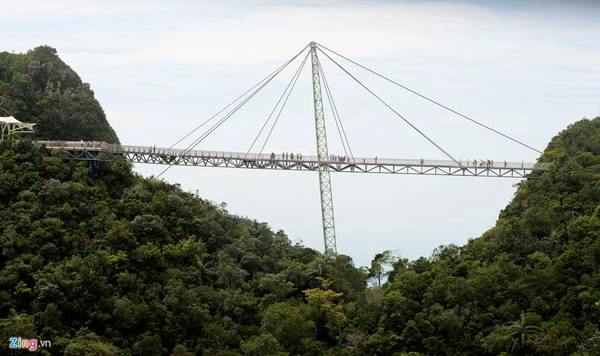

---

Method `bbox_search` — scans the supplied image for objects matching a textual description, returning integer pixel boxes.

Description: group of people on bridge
[329,154,350,163]
[460,159,497,167]
[271,152,303,161]
[458,159,521,168]
[262,153,522,169]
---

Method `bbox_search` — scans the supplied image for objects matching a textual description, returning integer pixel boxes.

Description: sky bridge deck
[36,140,550,178]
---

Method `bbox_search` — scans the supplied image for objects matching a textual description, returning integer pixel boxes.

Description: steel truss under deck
[36,141,549,179]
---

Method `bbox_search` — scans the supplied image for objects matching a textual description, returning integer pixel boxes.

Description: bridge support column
[309,42,337,256]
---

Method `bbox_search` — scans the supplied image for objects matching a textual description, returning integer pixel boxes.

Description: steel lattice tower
[309,42,337,256]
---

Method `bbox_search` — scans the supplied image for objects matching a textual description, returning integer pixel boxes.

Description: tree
[64,331,119,356]
[577,330,600,356]
[133,333,167,356]
[368,250,396,287]
[261,302,313,351]
[303,277,348,340]
[504,312,540,353]
[240,334,287,356]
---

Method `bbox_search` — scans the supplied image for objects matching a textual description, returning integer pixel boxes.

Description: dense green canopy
[362,118,600,355]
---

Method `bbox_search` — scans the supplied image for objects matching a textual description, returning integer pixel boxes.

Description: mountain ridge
[0,46,119,143]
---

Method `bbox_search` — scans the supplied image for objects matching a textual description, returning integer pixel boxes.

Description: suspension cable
[318,47,466,169]
[157,46,308,177]
[181,46,309,154]
[245,50,310,158]
[168,43,310,150]
[258,52,310,156]
[316,42,543,155]
[318,59,355,164]
[158,68,288,177]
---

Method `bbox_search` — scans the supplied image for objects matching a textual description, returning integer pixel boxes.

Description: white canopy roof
[0,116,22,124]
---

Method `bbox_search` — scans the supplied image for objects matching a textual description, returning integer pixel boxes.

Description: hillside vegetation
[0,139,367,355]
[357,118,600,355]
[0,46,118,143]
[0,47,599,355]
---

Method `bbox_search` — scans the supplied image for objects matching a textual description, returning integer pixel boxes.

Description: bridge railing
[37,140,114,151]
[118,145,548,170]
[35,141,550,170]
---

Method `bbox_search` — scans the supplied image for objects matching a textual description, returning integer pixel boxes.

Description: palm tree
[504,312,540,352]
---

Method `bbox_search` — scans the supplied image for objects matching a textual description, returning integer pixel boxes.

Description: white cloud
[4,1,600,68]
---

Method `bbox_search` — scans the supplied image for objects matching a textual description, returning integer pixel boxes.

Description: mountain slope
[0,141,366,355]
[359,118,600,355]
[0,46,119,143]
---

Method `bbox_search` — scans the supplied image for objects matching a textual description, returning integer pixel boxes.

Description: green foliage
[240,333,286,356]
[304,277,348,341]
[0,310,37,341]
[368,250,396,287]
[63,331,119,356]
[577,329,600,355]
[0,46,119,142]
[261,302,313,350]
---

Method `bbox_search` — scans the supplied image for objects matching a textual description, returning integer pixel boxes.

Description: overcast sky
[2,0,599,266]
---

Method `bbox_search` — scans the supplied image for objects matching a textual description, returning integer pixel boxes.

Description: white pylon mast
[309,42,337,256]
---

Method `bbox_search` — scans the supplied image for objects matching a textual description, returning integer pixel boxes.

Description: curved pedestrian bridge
[36,140,549,178]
